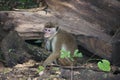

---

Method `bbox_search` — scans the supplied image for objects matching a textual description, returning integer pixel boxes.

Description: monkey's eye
[48,29,51,32]
[44,29,47,32]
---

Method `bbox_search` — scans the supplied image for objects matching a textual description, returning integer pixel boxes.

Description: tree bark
[0,0,120,60]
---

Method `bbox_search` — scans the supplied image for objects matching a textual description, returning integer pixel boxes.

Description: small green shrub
[37,66,45,73]
[60,49,83,61]
[73,49,83,57]
[97,59,111,72]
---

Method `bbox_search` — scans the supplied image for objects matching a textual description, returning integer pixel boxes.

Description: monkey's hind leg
[43,52,59,67]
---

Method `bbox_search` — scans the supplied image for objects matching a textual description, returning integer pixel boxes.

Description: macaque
[43,22,78,67]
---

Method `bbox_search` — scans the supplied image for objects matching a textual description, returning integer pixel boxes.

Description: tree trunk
[0,0,120,62]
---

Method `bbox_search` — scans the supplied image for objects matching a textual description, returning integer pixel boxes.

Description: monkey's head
[43,22,59,38]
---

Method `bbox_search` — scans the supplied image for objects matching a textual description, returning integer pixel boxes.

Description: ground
[0,59,119,80]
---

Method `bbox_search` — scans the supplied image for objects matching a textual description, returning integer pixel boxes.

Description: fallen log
[0,0,120,65]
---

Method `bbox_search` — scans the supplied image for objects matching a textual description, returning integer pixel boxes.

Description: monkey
[42,22,78,67]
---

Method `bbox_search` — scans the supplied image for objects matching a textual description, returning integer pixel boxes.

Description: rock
[1,31,31,67]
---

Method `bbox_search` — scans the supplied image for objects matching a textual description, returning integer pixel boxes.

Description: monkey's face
[43,28,56,38]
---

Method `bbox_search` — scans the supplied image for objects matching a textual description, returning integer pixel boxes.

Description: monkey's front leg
[43,52,59,68]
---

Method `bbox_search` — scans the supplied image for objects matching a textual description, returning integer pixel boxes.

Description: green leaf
[9,49,13,53]
[97,59,111,72]
[37,66,45,73]
[60,49,75,61]
[8,49,15,53]
[73,49,83,58]
[60,49,71,58]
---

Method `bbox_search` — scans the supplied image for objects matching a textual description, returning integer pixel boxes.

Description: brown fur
[43,23,77,67]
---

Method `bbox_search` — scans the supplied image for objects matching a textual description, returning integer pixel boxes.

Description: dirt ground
[0,59,119,80]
